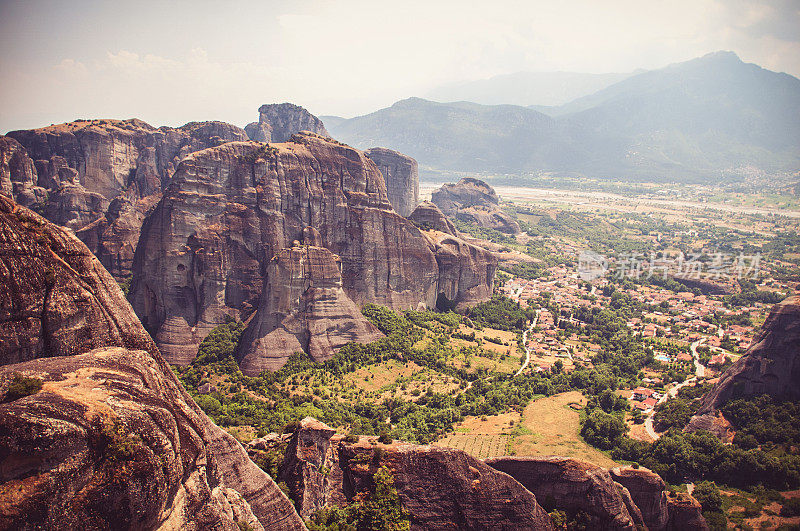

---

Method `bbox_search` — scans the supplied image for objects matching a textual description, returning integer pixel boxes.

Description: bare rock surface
[431,177,520,234]
[131,134,494,366]
[0,197,304,530]
[249,103,330,142]
[408,201,457,235]
[688,295,800,436]
[667,494,710,530]
[365,147,418,216]
[486,456,640,530]
[278,418,554,530]
[236,239,383,374]
[610,466,669,531]
[3,119,248,278]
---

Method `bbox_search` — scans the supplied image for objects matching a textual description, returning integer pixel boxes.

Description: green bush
[4,374,43,401]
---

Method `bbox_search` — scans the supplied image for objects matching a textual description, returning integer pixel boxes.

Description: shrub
[4,374,43,401]
[377,432,392,444]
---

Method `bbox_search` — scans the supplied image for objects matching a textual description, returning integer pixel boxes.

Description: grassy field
[509,391,618,468]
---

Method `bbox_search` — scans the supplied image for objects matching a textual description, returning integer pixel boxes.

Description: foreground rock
[245,103,330,143]
[3,119,249,278]
[131,134,495,366]
[0,197,304,530]
[431,177,520,234]
[279,418,554,529]
[486,456,641,530]
[688,295,800,437]
[365,147,418,216]
[487,456,708,531]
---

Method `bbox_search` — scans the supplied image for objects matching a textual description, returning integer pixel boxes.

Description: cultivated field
[435,433,508,459]
[509,391,618,468]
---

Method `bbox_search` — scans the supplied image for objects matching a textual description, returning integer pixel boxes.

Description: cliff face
[3,119,248,278]
[0,196,304,530]
[245,103,331,143]
[487,457,708,531]
[689,296,800,435]
[486,456,640,530]
[278,419,554,530]
[236,233,384,375]
[431,177,520,234]
[365,147,418,217]
[130,134,494,365]
[408,201,457,235]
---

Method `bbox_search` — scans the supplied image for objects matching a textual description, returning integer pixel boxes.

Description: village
[497,260,777,416]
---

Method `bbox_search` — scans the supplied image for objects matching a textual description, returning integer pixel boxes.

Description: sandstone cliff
[487,456,708,531]
[236,230,384,374]
[365,147,419,217]
[431,177,520,234]
[0,196,304,530]
[688,295,800,436]
[408,201,458,235]
[486,456,641,530]
[3,119,248,278]
[245,103,330,143]
[279,418,554,529]
[130,134,494,366]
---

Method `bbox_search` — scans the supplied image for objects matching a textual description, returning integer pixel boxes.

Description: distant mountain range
[323,52,800,181]
[425,70,637,107]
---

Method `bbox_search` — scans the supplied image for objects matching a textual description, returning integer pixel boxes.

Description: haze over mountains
[324,52,800,181]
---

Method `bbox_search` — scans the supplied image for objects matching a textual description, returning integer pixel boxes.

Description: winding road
[643,338,707,440]
[515,310,541,377]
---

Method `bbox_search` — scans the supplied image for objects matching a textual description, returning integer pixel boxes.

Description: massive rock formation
[236,230,384,374]
[3,119,249,278]
[130,133,495,366]
[688,295,800,436]
[487,456,708,531]
[610,466,670,531]
[279,418,555,529]
[365,147,418,217]
[408,201,457,235]
[431,177,521,234]
[245,103,330,143]
[0,196,304,530]
[486,456,641,530]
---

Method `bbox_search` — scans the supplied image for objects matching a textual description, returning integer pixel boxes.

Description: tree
[348,466,410,530]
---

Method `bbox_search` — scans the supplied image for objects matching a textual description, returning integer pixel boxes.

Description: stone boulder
[667,494,709,530]
[408,201,457,235]
[0,196,304,530]
[130,134,494,366]
[431,177,521,234]
[365,147,418,217]
[486,456,641,530]
[247,103,330,143]
[688,295,800,436]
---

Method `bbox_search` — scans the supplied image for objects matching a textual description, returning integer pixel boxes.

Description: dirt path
[515,310,540,377]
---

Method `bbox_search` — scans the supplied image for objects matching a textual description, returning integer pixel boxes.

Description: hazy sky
[1,0,799,132]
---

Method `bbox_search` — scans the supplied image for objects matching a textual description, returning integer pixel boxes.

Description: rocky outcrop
[0,196,305,530]
[278,417,338,518]
[4,119,248,278]
[486,456,640,530]
[246,103,330,143]
[236,234,384,374]
[365,147,418,216]
[667,494,709,530]
[278,419,554,529]
[409,201,457,235]
[610,466,670,531]
[431,177,520,234]
[130,134,494,366]
[0,136,44,208]
[688,296,800,436]
[0,194,156,365]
